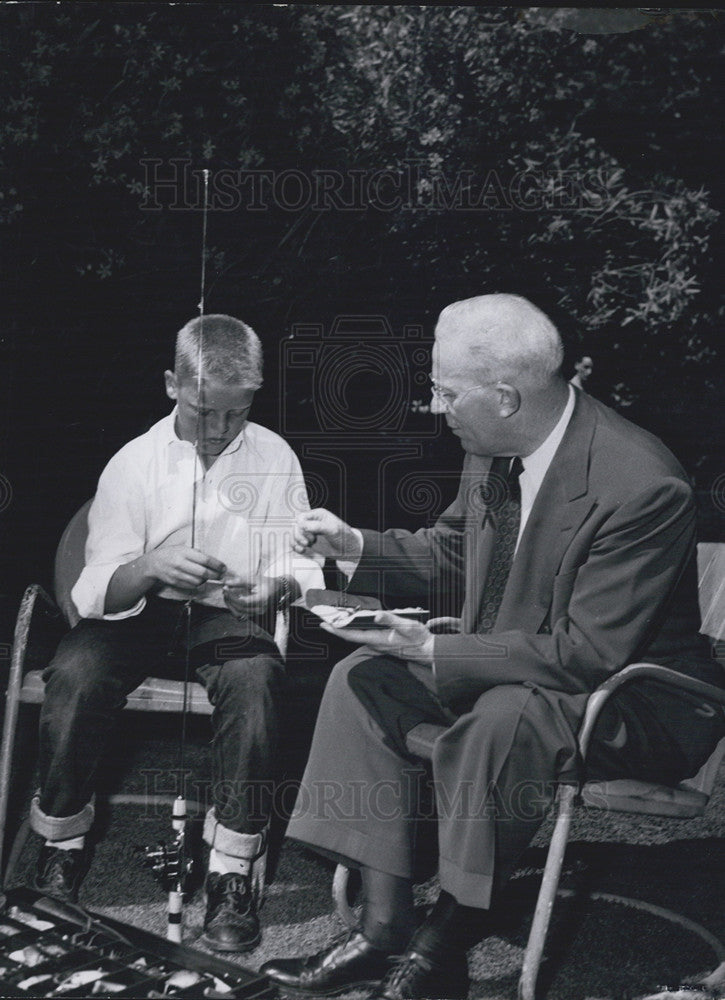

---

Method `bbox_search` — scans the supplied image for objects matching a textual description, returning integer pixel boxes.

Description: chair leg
[0,604,32,884]
[3,817,31,889]
[0,707,19,885]
[518,782,577,1000]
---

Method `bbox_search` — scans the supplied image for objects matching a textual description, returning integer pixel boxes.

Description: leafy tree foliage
[0,4,722,594]
[2,7,721,340]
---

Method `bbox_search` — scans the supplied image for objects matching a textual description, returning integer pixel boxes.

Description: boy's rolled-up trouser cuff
[203,808,267,860]
[29,793,95,841]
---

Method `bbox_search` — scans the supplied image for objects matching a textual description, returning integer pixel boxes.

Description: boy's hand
[146,547,226,592]
[222,574,281,617]
[293,509,362,560]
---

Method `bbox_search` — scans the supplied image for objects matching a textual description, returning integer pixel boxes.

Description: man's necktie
[477,455,523,633]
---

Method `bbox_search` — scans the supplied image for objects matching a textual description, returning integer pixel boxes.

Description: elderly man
[261,294,724,999]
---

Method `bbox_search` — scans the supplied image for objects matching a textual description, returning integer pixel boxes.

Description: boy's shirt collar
[162,407,247,457]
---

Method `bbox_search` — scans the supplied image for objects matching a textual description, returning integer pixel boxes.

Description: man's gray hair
[438,294,564,388]
[175,314,263,386]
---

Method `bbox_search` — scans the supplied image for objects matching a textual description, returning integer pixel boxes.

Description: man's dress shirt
[516,385,575,548]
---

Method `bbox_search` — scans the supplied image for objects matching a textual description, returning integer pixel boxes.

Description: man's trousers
[286,647,724,909]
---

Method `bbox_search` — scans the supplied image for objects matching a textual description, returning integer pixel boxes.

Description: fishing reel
[137,836,193,894]
[137,796,194,896]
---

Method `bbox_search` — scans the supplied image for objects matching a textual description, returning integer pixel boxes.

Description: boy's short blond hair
[175,314,263,386]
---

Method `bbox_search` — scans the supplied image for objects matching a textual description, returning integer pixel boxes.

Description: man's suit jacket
[350,390,722,710]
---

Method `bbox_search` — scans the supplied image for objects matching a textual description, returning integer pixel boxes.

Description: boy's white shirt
[72,410,324,621]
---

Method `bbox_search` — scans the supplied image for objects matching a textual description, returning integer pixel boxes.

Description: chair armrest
[578,662,725,759]
[9,585,65,689]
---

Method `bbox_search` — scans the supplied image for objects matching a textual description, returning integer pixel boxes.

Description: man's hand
[320,610,435,666]
[145,547,226,592]
[293,509,362,561]
[222,574,281,617]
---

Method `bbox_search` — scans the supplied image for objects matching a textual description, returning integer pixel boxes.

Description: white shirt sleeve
[259,444,324,596]
[71,449,147,620]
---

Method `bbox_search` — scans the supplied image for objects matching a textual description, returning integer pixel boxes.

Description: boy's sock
[45,835,85,851]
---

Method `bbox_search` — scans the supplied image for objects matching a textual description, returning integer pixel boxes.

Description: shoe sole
[199,930,262,953]
[262,978,385,997]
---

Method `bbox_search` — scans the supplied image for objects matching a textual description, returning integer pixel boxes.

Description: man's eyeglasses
[429,378,456,408]
[429,377,490,411]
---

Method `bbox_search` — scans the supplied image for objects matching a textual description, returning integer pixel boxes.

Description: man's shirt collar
[520,384,576,492]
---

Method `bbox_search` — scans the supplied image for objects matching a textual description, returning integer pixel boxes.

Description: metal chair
[0,499,289,885]
[332,542,725,999]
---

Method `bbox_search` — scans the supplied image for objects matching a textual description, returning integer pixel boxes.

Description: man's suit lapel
[494,392,598,634]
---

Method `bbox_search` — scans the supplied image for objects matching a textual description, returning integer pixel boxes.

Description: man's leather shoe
[260,929,400,995]
[201,872,261,952]
[33,845,86,903]
[372,948,469,999]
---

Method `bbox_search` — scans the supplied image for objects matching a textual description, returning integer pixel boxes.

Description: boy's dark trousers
[31,596,284,841]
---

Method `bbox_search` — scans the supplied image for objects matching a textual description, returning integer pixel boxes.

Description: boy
[31,314,323,952]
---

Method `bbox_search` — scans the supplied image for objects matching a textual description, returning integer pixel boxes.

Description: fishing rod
[141,168,210,943]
